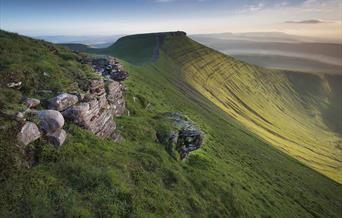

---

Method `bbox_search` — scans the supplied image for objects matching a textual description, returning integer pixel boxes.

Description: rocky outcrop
[156,112,203,160]
[106,80,125,116]
[47,93,78,111]
[17,122,41,146]
[63,79,121,140]
[13,56,128,152]
[63,100,115,137]
[80,56,129,81]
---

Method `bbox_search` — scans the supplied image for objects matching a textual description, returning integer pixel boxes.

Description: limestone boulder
[24,98,40,108]
[38,110,64,134]
[47,93,78,111]
[17,122,41,146]
[47,129,66,146]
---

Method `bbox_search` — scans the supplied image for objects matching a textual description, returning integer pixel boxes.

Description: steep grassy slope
[82,32,342,183]
[1,30,341,217]
[157,35,342,183]
[0,31,98,113]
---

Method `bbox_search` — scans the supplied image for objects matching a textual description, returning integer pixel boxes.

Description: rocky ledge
[12,56,128,167]
[61,79,124,140]
[80,56,129,81]
[156,112,203,160]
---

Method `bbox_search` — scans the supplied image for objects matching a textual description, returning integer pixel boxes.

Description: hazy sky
[0,0,341,40]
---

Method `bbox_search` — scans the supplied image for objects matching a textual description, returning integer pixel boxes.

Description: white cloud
[238,2,266,13]
[232,0,341,40]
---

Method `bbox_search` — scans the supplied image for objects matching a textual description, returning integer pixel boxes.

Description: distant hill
[191,32,340,43]
[34,34,122,47]
[190,33,342,74]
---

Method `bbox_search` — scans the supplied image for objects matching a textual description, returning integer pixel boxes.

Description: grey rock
[106,80,125,116]
[62,102,90,123]
[69,91,85,101]
[80,57,128,81]
[38,110,64,133]
[47,129,66,146]
[90,80,105,96]
[7,81,22,88]
[48,93,78,111]
[156,112,203,160]
[17,122,41,146]
[60,79,122,141]
[15,112,25,121]
[24,98,40,108]
[110,71,129,81]
[63,98,118,139]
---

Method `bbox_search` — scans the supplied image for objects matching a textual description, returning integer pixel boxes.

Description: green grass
[0,30,98,113]
[0,30,341,217]
[156,34,342,183]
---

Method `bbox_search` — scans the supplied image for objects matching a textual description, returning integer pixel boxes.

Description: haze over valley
[191,32,342,74]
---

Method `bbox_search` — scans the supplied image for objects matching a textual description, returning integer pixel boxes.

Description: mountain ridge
[70,31,342,182]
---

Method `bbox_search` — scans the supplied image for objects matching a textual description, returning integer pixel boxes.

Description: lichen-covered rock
[47,129,66,146]
[47,93,78,111]
[106,80,125,116]
[38,110,65,133]
[17,122,41,146]
[24,98,40,108]
[156,112,203,160]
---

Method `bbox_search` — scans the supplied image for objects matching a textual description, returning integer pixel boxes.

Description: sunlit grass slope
[87,32,342,182]
[159,35,342,183]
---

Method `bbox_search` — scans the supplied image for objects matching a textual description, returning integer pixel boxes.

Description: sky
[0,0,341,40]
